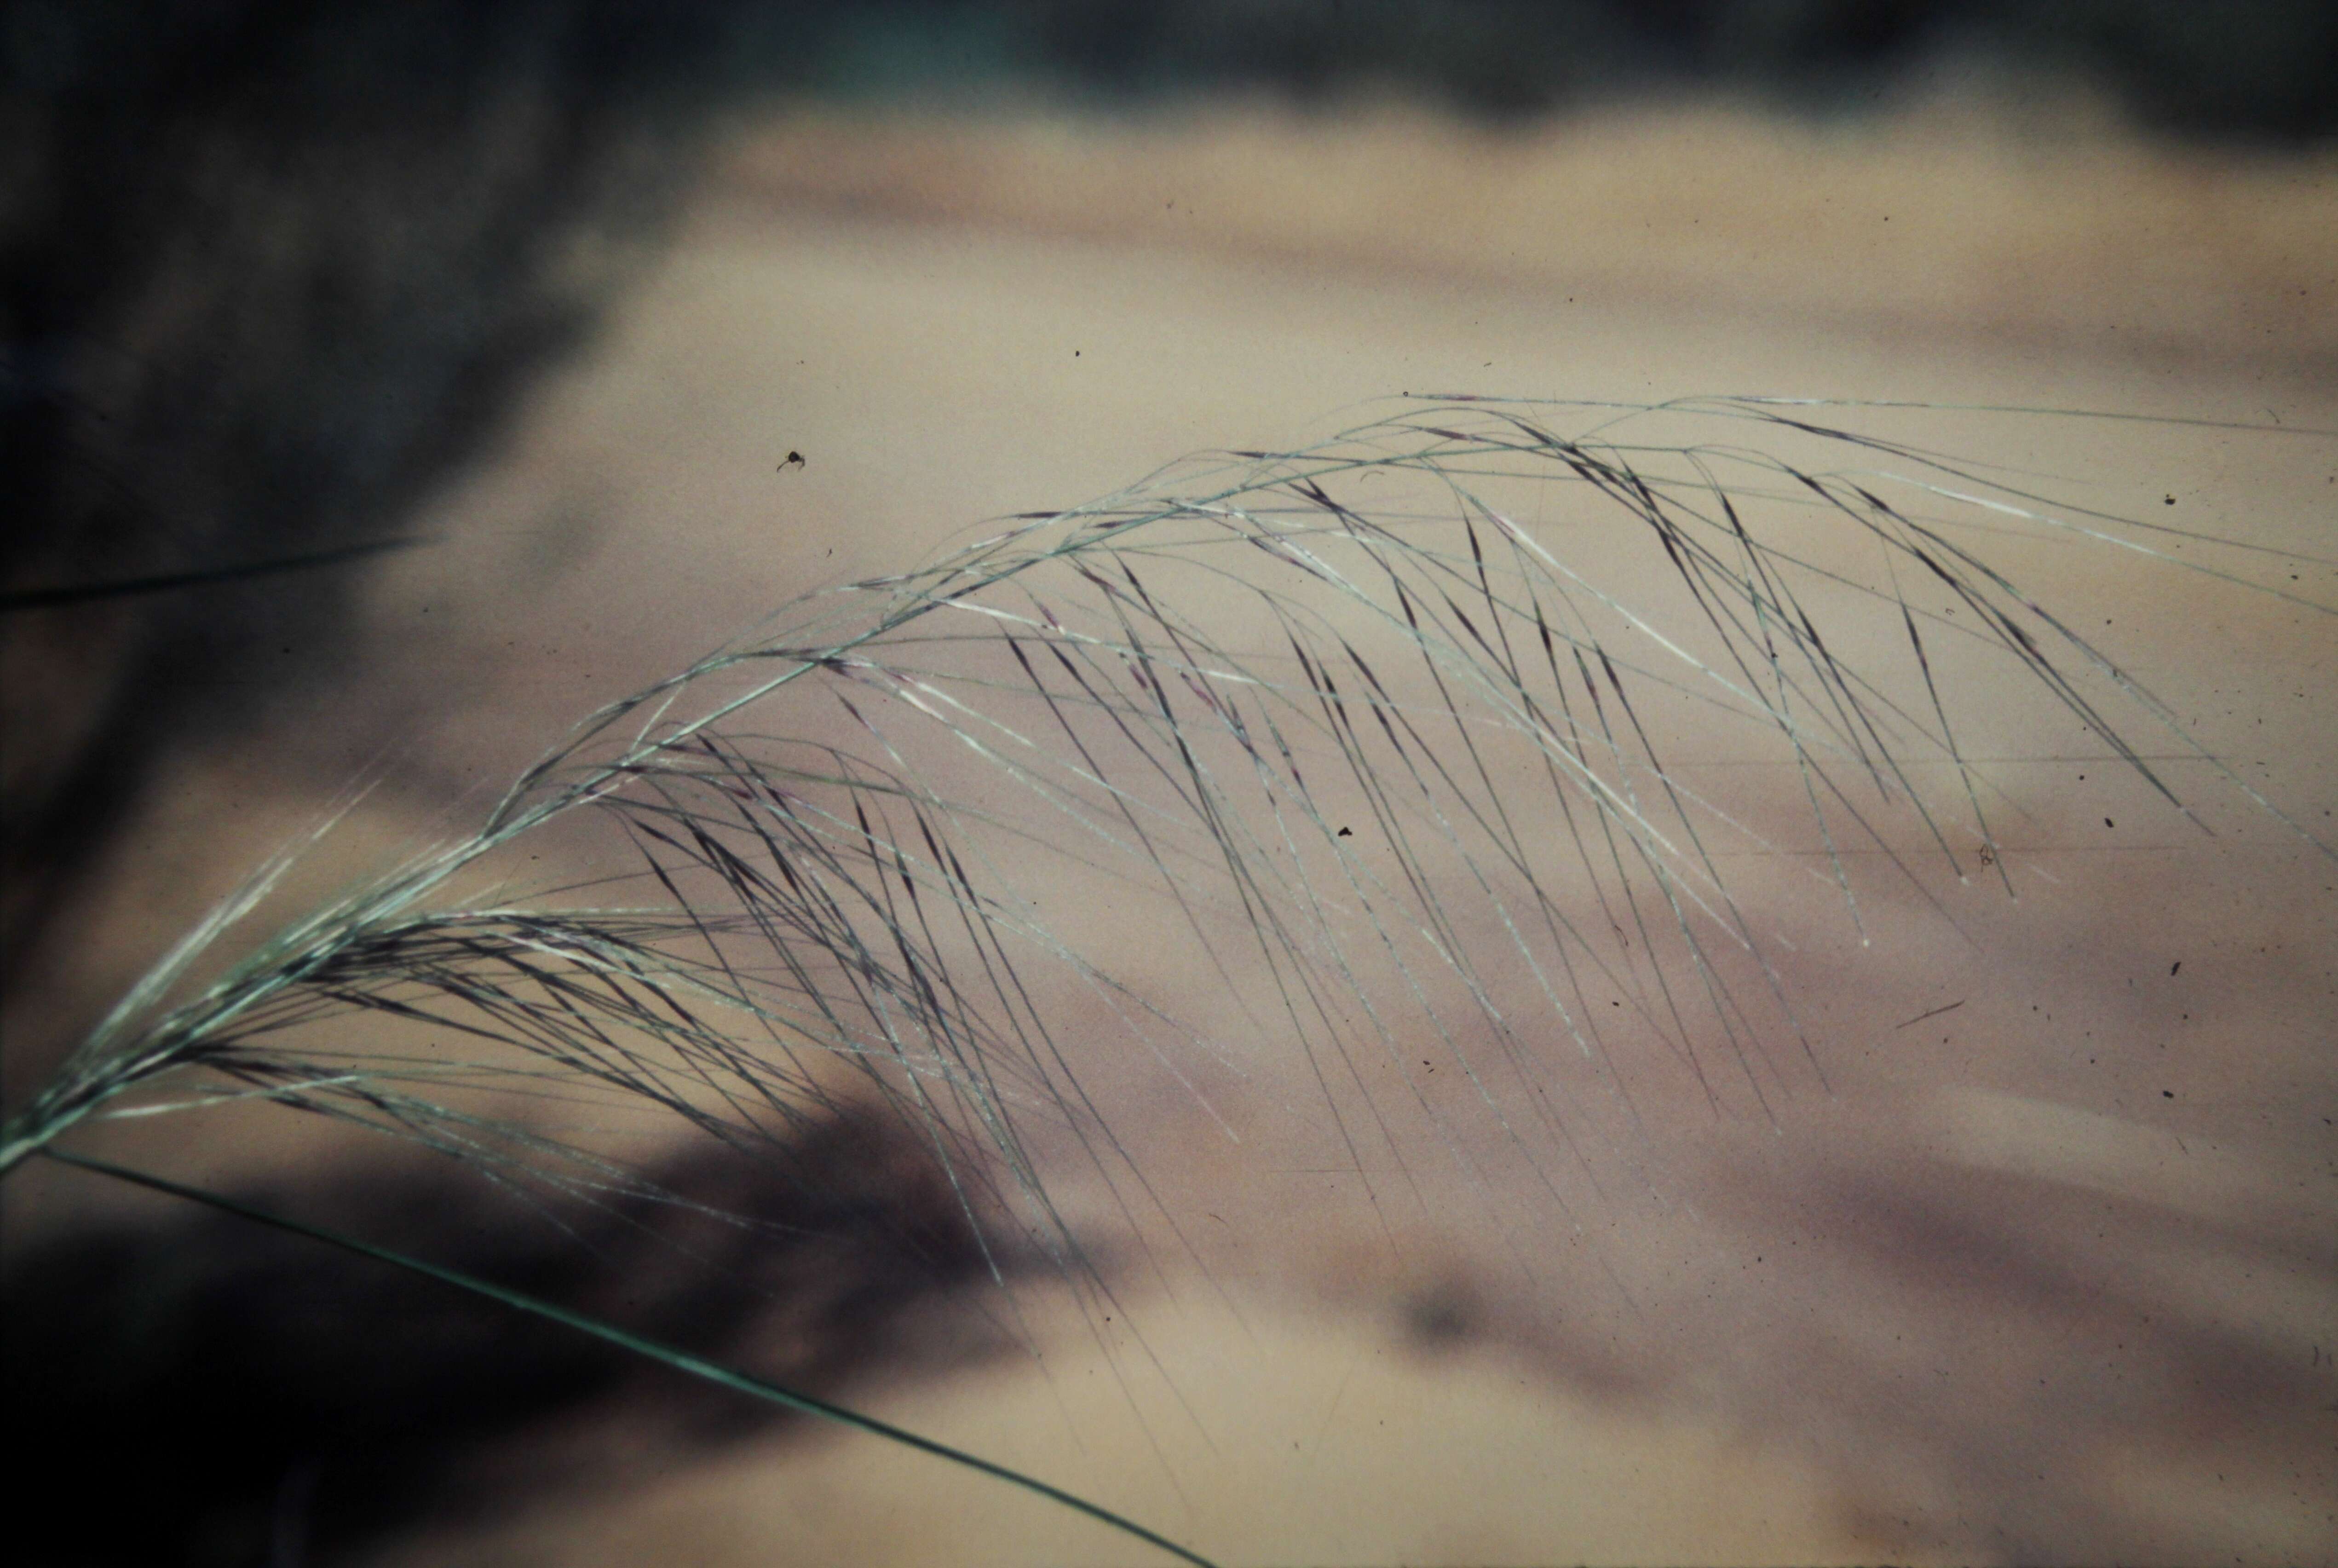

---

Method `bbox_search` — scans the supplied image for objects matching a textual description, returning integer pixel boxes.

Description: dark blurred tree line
[1010,0,2338,136]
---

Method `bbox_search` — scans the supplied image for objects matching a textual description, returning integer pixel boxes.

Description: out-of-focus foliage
[1,1,742,979]
[815,0,2338,140]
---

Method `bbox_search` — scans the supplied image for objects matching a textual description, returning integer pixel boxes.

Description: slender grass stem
[38,1147,1219,1568]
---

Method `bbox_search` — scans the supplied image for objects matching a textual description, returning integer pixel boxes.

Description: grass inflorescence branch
[6,395,2328,1558]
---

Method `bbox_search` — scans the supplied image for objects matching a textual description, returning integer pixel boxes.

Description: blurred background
[5,4,2334,1564]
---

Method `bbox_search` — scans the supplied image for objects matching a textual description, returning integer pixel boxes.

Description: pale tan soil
[10,100,2336,1565]
[372,1295,1890,1568]
[731,98,2338,369]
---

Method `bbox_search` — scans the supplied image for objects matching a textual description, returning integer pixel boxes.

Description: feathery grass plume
[4,394,2330,1555]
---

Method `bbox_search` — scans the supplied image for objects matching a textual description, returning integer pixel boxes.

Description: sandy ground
[11,102,2337,1565]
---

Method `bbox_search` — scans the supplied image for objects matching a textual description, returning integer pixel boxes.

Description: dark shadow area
[0,0,772,992]
[0,1107,1019,1568]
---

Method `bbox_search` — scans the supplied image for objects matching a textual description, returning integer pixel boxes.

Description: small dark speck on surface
[1400,1284,1476,1351]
